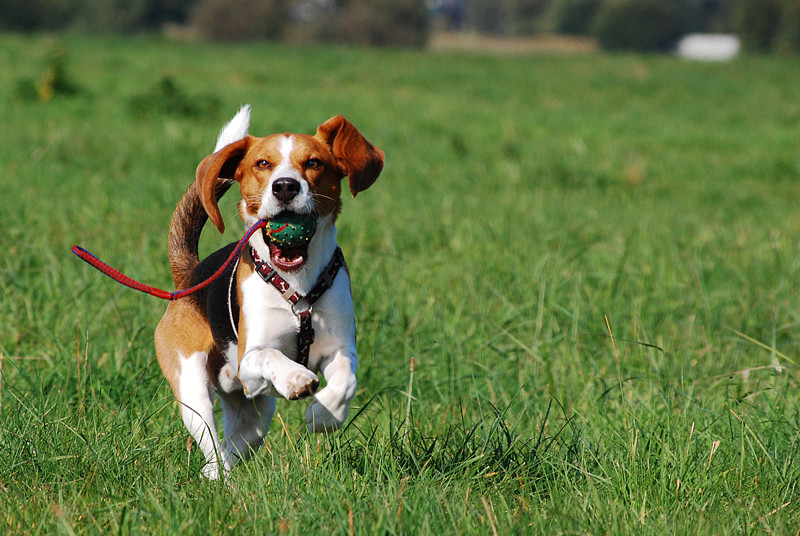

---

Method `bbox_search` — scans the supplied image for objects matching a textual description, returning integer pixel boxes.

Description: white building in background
[677,34,741,61]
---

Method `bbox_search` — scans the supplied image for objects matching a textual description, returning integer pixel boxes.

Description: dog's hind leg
[178,351,231,479]
[156,303,230,479]
[219,392,275,465]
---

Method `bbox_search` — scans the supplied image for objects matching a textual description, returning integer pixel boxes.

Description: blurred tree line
[449,0,800,53]
[1,0,799,52]
[0,0,428,46]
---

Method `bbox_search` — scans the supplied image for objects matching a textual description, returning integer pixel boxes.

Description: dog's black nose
[272,178,301,204]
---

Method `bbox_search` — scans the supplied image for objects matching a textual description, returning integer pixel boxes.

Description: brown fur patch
[168,180,233,289]
[313,116,385,197]
[155,299,214,397]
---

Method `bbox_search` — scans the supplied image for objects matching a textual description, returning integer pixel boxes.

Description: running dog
[154,106,384,478]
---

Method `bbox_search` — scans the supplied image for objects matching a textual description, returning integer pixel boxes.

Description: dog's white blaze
[270,135,301,182]
[258,135,313,219]
[279,135,294,164]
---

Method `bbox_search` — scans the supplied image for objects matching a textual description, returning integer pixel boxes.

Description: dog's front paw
[274,366,319,401]
[305,389,350,433]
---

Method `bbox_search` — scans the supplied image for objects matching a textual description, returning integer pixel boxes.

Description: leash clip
[291,302,312,317]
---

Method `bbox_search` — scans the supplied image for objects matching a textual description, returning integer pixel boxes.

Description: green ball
[265,212,317,248]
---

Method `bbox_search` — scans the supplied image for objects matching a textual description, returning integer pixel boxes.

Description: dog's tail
[167,105,251,288]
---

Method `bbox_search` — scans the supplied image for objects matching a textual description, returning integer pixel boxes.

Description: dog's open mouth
[262,211,317,272]
[267,241,309,272]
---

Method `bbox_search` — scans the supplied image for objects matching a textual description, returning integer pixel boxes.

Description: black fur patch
[187,242,240,349]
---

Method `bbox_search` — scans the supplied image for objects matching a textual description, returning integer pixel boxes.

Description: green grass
[2,33,800,534]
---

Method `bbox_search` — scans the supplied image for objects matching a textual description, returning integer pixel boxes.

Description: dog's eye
[304,158,322,171]
[255,159,272,170]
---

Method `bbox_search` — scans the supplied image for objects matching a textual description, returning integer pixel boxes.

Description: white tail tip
[214,105,251,152]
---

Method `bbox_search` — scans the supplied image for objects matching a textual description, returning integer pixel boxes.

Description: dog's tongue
[268,241,307,272]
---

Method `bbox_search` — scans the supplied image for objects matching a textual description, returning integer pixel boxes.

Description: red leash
[72,220,284,300]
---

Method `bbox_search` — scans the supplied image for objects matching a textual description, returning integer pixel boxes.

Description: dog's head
[195,116,384,271]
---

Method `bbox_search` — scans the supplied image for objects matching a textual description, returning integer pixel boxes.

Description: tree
[734,0,781,52]
[191,0,287,41]
[550,0,602,35]
[593,0,682,52]
[333,0,429,47]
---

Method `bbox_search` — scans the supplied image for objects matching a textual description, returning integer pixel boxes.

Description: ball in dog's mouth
[263,212,317,272]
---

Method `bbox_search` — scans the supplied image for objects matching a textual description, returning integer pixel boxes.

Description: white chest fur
[237,252,357,370]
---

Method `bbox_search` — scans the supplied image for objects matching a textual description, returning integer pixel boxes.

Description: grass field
[2,33,800,534]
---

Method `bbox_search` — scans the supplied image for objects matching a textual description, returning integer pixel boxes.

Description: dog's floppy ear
[195,136,251,233]
[314,116,385,197]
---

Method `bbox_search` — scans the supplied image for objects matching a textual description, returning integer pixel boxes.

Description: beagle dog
[154,106,384,479]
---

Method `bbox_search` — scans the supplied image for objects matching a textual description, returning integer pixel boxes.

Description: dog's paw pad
[279,369,319,400]
[288,378,319,400]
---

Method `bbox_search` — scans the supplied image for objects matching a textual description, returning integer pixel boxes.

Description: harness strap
[249,246,345,368]
[227,256,241,340]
